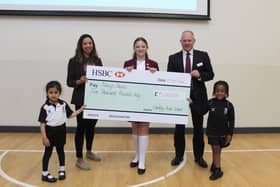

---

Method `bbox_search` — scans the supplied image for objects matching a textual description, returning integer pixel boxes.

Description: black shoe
[137,168,146,175]
[209,168,223,180]
[195,158,208,168]
[58,170,66,180]
[41,174,57,183]
[171,157,183,166]
[210,163,215,172]
[130,161,138,168]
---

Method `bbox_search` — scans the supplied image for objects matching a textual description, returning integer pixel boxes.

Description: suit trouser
[75,105,98,158]
[191,108,204,160]
[174,108,204,160]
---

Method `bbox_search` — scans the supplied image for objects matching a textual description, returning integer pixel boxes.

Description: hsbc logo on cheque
[115,71,125,78]
[91,69,113,77]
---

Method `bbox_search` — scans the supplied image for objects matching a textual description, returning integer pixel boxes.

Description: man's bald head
[180,31,196,52]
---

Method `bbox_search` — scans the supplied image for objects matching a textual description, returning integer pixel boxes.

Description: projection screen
[0,0,210,19]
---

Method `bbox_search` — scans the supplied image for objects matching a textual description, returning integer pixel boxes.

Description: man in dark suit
[167,31,214,168]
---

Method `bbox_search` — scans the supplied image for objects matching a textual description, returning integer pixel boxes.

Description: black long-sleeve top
[206,98,235,136]
[67,57,102,106]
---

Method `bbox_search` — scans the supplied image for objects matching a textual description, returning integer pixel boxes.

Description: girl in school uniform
[38,81,84,183]
[190,80,235,180]
[123,37,159,175]
[206,80,235,180]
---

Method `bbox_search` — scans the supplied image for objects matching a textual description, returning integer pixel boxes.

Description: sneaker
[41,174,57,183]
[209,168,223,180]
[75,160,91,170]
[86,152,101,161]
[58,170,66,180]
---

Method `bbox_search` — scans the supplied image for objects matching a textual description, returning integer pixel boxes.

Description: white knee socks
[132,135,139,163]
[138,135,148,169]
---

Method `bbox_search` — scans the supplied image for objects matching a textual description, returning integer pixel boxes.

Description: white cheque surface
[84,66,191,124]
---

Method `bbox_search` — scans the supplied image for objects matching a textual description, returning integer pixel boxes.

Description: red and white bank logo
[115,71,125,78]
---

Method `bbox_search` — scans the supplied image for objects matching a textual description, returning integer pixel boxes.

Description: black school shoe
[41,174,57,183]
[137,168,146,175]
[130,161,139,168]
[209,168,223,180]
[195,158,208,168]
[58,170,66,180]
[171,157,183,166]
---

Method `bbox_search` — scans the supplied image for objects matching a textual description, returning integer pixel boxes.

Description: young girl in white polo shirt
[38,81,84,183]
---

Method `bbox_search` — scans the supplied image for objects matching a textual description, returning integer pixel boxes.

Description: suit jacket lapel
[192,49,198,70]
[178,51,184,72]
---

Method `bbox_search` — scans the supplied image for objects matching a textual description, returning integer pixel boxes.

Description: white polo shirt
[38,99,73,127]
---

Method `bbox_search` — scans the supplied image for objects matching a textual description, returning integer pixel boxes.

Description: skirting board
[0,126,280,134]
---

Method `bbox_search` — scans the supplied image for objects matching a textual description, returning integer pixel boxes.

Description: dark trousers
[191,108,204,160]
[174,108,204,160]
[174,124,185,159]
[42,146,65,171]
[75,105,98,158]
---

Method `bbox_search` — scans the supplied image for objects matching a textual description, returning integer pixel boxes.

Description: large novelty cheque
[83,66,191,124]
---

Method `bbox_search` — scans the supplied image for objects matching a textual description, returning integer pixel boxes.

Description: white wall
[0,0,279,128]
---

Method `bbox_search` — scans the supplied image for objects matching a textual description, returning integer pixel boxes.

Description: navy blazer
[167,50,214,114]
[123,58,159,71]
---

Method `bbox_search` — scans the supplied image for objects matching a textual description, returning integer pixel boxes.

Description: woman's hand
[149,67,157,73]
[80,76,87,83]
[76,76,87,85]
[42,137,50,147]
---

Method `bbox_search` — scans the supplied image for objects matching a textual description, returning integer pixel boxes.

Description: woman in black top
[67,34,102,170]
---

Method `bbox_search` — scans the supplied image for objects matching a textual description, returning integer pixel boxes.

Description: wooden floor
[0,133,280,187]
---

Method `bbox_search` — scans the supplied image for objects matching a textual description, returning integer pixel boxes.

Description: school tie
[185,52,191,73]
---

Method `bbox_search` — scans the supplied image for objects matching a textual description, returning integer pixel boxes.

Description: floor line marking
[127,154,186,187]
[1,148,280,187]
[0,151,38,187]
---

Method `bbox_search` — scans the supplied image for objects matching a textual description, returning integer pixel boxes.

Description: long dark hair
[73,34,99,64]
[132,37,149,60]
